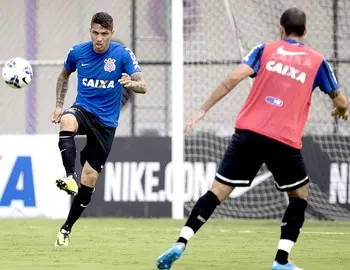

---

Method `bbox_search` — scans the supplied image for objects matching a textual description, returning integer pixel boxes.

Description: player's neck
[284,35,303,43]
[93,48,109,54]
[93,43,110,54]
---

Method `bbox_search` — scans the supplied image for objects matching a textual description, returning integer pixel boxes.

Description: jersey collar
[284,38,304,46]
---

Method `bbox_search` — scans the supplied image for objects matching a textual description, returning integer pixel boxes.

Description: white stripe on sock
[278,239,295,253]
[179,226,194,241]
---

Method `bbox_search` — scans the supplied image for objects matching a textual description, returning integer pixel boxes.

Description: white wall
[0,135,69,218]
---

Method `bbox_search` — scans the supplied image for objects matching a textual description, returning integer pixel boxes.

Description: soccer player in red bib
[157,8,348,270]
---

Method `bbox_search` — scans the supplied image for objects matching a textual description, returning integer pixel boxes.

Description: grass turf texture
[0,218,349,269]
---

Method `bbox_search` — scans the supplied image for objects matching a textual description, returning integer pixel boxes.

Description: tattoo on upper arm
[128,72,147,93]
[329,89,340,99]
[130,72,143,81]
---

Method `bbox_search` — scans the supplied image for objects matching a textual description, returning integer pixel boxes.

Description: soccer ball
[2,57,33,88]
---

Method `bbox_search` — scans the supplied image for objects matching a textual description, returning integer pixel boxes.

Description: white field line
[219,229,350,235]
[108,227,350,235]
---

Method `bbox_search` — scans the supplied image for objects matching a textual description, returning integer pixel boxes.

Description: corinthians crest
[104,58,116,72]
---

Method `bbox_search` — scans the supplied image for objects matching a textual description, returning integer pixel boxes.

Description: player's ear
[279,26,285,39]
[302,27,307,37]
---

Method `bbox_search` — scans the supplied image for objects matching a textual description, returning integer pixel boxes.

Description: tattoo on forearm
[128,72,147,93]
[329,89,340,99]
[56,75,69,107]
[127,82,147,93]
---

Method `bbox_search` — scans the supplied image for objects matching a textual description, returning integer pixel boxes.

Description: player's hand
[51,106,63,124]
[184,109,206,134]
[118,73,133,88]
[331,107,348,120]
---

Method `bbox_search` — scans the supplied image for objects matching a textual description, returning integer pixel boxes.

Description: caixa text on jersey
[82,78,115,88]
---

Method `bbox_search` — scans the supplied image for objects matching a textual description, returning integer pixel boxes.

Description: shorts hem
[275,177,309,192]
[215,173,252,187]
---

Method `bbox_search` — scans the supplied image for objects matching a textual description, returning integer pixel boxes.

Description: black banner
[75,135,350,218]
[77,137,172,217]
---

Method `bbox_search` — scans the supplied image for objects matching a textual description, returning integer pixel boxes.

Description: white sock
[277,239,295,253]
[179,226,194,241]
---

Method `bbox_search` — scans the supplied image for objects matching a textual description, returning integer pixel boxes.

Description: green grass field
[0,218,349,269]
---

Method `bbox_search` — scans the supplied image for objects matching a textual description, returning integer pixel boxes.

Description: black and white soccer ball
[2,57,33,88]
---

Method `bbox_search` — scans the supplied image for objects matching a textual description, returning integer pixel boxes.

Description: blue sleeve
[122,47,141,75]
[242,43,265,78]
[63,47,77,73]
[313,58,339,94]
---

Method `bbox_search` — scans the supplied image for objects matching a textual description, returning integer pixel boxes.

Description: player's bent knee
[287,183,309,201]
[60,114,78,132]
[81,161,99,187]
[210,179,235,202]
[81,172,98,188]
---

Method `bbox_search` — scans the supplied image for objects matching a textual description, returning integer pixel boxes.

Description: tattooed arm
[316,58,348,120]
[51,68,71,123]
[56,68,71,107]
[329,89,349,120]
[118,72,147,94]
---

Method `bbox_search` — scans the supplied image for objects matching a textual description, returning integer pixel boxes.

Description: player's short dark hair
[91,12,113,30]
[280,8,306,36]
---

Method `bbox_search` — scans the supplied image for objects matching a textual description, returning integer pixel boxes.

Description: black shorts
[215,129,309,192]
[62,105,116,173]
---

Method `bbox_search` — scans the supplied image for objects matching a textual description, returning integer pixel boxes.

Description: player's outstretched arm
[184,64,254,133]
[51,68,71,123]
[118,72,147,94]
[329,89,349,120]
[200,64,254,112]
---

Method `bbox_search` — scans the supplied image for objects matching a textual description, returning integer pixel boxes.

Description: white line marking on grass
[220,229,256,233]
[111,227,350,235]
[218,229,350,235]
[303,231,350,235]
